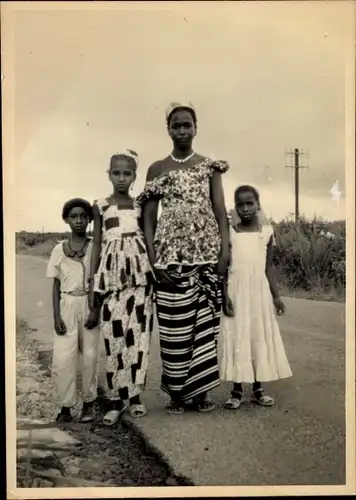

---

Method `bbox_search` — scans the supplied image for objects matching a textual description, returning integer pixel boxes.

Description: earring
[130,182,135,191]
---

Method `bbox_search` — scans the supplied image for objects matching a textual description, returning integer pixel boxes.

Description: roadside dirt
[16,320,193,487]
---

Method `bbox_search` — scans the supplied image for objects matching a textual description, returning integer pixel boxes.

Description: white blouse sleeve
[46,243,63,279]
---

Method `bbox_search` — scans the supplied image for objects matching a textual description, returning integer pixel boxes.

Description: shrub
[16,220,345,301]
[273,216,345,298]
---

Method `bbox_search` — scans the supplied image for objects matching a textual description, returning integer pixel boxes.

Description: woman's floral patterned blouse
[136,158,229,269]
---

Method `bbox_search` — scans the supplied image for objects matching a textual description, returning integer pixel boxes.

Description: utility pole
[285,148,308,223]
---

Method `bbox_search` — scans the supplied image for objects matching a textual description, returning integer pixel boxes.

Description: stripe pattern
[155,265,222,401]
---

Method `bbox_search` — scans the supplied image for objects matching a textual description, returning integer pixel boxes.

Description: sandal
[80,402,95,423]
[129,403,147,418]
[56,412,73,423]
[251,388,275,407]
[165,400,185,415]
[224,397,242,410]
[103,406,127,426]
[193,398,216,413]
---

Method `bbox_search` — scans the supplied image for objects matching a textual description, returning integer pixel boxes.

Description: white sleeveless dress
[220,226,292,383]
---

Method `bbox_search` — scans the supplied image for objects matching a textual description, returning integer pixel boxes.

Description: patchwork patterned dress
[137,158,229,401]
[93,198,154,401]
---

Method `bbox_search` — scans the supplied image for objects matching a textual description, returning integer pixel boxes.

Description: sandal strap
[165,401,184,414]
[130,404,147,415]
[195,399,215,411]
[224,397,242,409]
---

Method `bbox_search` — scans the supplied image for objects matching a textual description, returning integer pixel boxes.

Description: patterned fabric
[136,158,229,269]
[93,199,153,294]
[93,198,154,400]
[102,285,154,400]
[155,265,222,401]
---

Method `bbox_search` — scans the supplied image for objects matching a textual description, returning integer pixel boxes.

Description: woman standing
[137,102,230,415]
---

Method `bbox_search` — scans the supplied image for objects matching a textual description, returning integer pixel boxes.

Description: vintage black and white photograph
[3,0,355,496]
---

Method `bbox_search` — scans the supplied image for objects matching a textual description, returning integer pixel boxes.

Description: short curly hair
[62,198,93,222]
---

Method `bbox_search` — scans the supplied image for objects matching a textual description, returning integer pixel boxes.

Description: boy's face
[109,158,136,193]
[66,207,89,234]
[235,190,259,222]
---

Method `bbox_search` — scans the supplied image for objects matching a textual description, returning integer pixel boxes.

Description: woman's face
[168,109,196,148]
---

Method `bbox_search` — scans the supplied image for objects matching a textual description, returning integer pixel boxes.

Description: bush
[273,216,345,298]
[16,220,346,301]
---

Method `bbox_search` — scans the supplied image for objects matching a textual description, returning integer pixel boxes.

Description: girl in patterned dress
[88,150,154,425]
[221,184,292,410]
[137,102,230,415]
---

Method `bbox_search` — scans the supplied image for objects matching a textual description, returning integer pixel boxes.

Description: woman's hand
[148,246,175,286]
[273,297,286,316]
[217,248,229,277]
[54,317,67,335]
[222,296,234,317]
[154,269,176,287]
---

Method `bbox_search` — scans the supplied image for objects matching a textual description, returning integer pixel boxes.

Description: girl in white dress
[221,183,292,409]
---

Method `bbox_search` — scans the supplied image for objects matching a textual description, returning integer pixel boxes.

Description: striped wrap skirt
[155,265,223,401]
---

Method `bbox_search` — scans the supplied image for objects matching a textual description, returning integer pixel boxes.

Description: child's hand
[54,318,67,335]
[85,309,100,330]
[88,281,95,311]
[274,297,285,316]
[223,297,234,317]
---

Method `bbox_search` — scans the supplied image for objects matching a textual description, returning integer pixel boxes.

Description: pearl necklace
[170,151,195,164]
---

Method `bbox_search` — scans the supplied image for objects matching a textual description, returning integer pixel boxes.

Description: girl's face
[66,207,89,234]
[168,110,196,148]
[109,158,136,193]
[235,190,259,222]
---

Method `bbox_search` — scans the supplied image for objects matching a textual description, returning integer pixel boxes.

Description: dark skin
[222,189,285,317]
[142,109,230,286]
[88,157,142,409]
[223,188,285,402]
[53,207,98,335]
[89,157,136,310]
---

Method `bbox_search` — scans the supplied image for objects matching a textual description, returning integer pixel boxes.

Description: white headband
[113,149,139,168]
[165,101,196,121]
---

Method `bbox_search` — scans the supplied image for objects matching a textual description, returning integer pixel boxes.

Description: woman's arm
[141,162,161,267]
[143,199,159,267]
[210,171,230,273]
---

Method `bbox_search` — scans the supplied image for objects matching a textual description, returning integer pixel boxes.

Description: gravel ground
[16,320,193,487]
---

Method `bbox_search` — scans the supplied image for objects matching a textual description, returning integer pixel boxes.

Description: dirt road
[16,254,346,487]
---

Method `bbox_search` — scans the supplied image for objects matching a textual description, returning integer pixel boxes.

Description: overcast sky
[10,1,353,231]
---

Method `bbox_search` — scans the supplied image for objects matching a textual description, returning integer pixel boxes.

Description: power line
[285,148,309,223]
